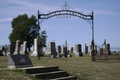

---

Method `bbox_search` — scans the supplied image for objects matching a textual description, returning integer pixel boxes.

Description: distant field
[0,53,120,80]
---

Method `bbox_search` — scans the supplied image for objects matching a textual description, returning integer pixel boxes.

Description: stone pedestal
[13,40,20,55]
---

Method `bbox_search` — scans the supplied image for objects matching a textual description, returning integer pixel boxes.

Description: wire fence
[95,44,120,60]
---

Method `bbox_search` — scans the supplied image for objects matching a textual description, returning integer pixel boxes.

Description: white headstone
[13,40,20,54]
[31,38,38,56]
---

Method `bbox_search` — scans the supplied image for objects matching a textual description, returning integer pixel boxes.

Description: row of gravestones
[45,42,94,57]
[6,40,28,56]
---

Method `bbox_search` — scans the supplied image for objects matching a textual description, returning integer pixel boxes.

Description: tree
[39,30,47,48]
[9,14,47,51]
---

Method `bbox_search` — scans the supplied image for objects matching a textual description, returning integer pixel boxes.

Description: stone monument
[8,54,33,69]
[98,48,103,55]
[56,45,61,53]
[74,44,82,56]
[104,43,111,55]
[69,47,73,53]
[13,40,20,54]
[45,42,56,55]
[20,41,28,55]
[83,43,88,54]
[89,45,92,56]
[31,38,38,56]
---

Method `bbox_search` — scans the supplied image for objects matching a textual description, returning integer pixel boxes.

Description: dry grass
[0,53,120,80]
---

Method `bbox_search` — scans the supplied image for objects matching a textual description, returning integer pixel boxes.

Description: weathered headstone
[13,40,20,54]
[74,44,82,56]
[7,44,15,55]
[8,54,33,69]
[45,42,56,56]
[83,43,88,54]
[89,45,92,56]
[63,47,68,57]
[56,45,61,53]
[98,48,103,55]
[104,43,111,55]
[69,47,73,53]
[31,38,38,56]
[94,45,97,54]
[20,41,28,55]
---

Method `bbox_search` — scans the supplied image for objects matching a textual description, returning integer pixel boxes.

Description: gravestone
[98,48,103,55]
[63,47,68,57]
[8,54,33,69]
[31,38,38,56]
[89,45,92,56]
[94,45,97,54]
[13,40,20,54]
[69,47,73,53]
[20,41,28,55]
[31,38,43,56]
[20,44,23,54]
[56,45,61,53]
[7,44,15,55]
[74,44,83,56]
[83,43,88,54]
[104,43,111,55]
[45,42,56,55]
[86,46,88,54]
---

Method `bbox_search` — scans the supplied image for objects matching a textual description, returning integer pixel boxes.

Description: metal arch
[37,9,95,61]
[38,10,93,20]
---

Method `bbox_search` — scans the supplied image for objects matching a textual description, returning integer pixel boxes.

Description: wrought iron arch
[38,10,92,20]
[37,4,95,61]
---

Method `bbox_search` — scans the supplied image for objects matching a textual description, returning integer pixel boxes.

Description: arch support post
[91,11,95,61]
[37,10,40,60]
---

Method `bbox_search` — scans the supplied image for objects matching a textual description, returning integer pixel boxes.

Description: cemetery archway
[37,4,95,61]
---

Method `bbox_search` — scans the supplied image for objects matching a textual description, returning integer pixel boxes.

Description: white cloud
[0,18,12,22]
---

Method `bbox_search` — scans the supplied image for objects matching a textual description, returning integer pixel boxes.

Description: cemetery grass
[0,54,120,80]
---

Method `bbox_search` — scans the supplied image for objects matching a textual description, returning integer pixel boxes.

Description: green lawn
[0,54,120,80]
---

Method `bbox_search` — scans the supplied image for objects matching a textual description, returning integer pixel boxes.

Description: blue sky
[0,0,120,49]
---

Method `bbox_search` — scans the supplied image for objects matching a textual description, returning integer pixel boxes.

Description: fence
[94,44,120,60]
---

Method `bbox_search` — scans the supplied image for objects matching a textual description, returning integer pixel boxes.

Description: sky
[0,0,120,50]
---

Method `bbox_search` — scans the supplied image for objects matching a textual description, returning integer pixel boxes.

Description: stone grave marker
[8,54,33,69]
[104,43,111,55]
[74,44,83,56]
[31,38,38,56]
[45,42,57,57]
[20,41,28,55]
[13,40,20,54]
[83,43,88,54]
[98,48,103,55]
[56,45,61,53]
